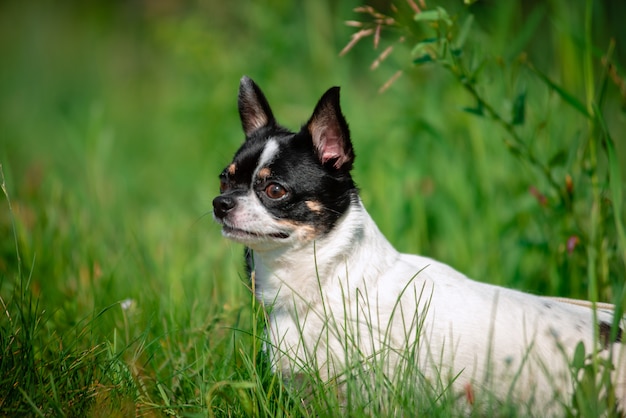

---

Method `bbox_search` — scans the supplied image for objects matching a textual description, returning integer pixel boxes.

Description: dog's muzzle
[213,195,236,220]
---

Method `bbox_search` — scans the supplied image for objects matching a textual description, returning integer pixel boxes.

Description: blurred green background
[1,0,625,415]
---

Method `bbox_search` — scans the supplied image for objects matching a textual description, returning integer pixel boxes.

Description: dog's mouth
[222,225,290,240]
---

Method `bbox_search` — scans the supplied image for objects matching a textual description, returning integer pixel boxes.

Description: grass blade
[528,64,591,118]
[593,103,626,267]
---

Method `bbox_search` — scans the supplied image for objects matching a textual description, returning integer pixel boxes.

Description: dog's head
[212,76,357,251]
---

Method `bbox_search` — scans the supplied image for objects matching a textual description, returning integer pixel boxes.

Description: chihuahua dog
[213,76,625,412]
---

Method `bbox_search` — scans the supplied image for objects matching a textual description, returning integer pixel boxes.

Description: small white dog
[213,76,626,413]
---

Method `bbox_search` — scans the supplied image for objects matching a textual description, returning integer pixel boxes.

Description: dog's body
[213,77,626,412]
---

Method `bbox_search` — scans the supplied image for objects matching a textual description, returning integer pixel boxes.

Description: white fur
[254,138,279,178]
[250,199,626,412]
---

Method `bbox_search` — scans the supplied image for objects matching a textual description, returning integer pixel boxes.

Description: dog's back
[262,203,626,412]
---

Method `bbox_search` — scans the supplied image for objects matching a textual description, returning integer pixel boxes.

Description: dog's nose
[213,195,236,219]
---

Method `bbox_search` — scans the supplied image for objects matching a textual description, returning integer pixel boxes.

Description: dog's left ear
[307,87,354,171]
[238,76,276,137]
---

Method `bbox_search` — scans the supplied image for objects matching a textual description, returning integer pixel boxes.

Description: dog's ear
[307,87,354,171]
[238,76,276,137]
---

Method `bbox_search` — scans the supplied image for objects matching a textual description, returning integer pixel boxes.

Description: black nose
[213,195,236,219]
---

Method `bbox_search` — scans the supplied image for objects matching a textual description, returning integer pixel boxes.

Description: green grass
[1,0,625,415]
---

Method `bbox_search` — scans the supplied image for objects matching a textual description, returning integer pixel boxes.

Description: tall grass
[0,0,625,415]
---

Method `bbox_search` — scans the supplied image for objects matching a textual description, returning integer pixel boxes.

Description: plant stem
[584,0,600,305]
[450,63,567,207]
[582,0,602,376]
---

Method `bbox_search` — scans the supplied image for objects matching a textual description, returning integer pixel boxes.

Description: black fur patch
[244,247,254,278]
[599,321,623,348]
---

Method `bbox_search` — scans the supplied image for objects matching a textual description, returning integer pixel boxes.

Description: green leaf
[456,14,474,49]
[528,64,590,118]
[505,4,546,61]
[414,7,452,27]
[572,341,586,370]
[410,38,437,58]
[511,91,526,125]
[548,150,568,167]
[414,10,442,22]
[462,101,484,117]
[413,54,434,64]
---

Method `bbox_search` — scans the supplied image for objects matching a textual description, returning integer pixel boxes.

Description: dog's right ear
[306,86,354,171]
[238,76,276,137]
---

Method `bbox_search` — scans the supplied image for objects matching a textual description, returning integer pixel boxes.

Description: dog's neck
[252,199,400,311]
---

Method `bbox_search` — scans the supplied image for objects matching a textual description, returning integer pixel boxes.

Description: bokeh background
[1,0,625,415]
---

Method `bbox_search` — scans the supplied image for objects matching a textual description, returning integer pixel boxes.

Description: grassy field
[1,0,625,415]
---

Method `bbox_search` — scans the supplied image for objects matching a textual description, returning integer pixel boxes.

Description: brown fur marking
[276,219,318,241]
[305,200,323,212]
[258,167,271,179]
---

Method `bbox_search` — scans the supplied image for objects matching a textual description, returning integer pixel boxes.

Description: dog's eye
[219,178,230,193]
[265,183,287,200]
